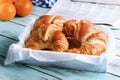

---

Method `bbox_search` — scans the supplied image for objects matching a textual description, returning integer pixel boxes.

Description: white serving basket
[4,18,115,72]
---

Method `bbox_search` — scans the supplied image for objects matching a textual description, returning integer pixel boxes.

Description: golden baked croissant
[25,15,68,52]
[63,20,108,55]
[32,15,66,32]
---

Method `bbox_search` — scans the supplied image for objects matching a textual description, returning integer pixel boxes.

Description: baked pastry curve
[63,19,108,55]
[25,15,69,52]
[32,15,66,33]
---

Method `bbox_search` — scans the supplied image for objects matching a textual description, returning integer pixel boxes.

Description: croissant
[32,15,66,32]
[25,15,68,52]
[63,20,108,55]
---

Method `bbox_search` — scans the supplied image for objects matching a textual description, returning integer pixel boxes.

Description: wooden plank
[29,66,120,80]
[0,36,17,56]
[0,21,24,40]
[107,58,120,77]
[115,39,120,56]
[32,5,49,16]
[0,36,120,80]
[10,15,38,26]
[112,29,120,56]
[0,56,59,80]
[112,30,120,39]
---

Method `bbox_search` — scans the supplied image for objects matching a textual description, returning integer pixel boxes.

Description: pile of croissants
[25,15,108,56]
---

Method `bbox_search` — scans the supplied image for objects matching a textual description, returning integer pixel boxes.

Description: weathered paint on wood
[10,15,38,26]
[29,65,120,80]
[0,21,24,40]
[108,58,120,76]
[112,30,120,39]
[115,39,120,56]
[32,5,49,16]
[0,36,17,56]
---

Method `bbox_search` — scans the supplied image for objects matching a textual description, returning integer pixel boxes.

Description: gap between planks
[9,14,38,27]
[0,34,18,41]
[9,21,26,27]
[107,72,120,78]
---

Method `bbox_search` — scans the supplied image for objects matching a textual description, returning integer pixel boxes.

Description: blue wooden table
[0,5,120,80]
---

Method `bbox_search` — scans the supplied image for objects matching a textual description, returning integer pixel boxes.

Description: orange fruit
[0,0,10,4]
[11,0,16,3]
[0,2,16,21]
[0,0,16,4]
[14,0,33,17]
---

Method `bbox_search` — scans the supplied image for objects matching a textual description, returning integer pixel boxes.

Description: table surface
[0,5,120,80]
